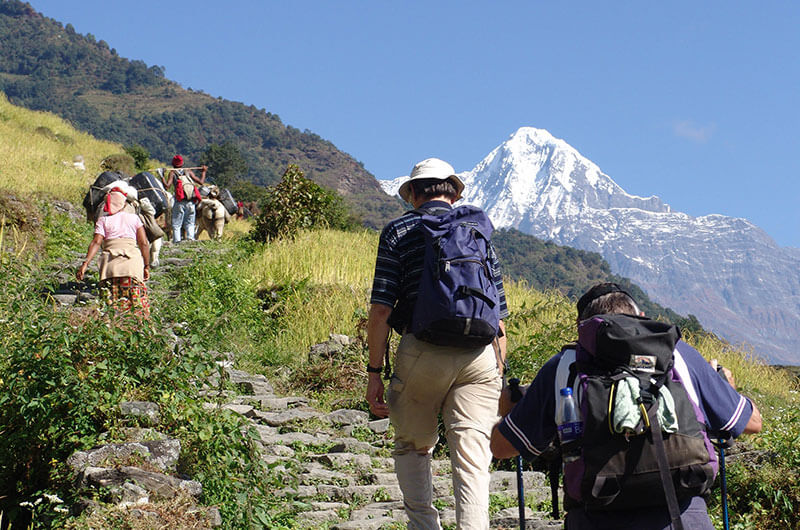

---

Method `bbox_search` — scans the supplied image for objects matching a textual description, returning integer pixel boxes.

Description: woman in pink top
[76,188,151,317]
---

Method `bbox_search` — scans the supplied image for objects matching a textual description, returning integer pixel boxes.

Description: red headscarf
[172,155,184,168]
[103,188,127,215]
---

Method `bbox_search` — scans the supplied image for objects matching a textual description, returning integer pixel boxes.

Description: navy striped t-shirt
[369,200,509,331]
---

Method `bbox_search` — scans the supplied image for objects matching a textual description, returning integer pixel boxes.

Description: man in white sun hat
[366,158,509,529]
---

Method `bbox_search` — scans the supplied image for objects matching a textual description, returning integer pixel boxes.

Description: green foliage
[124,143,150,171]
[228,179,270,205]
[199,141,248,188]
[250,165,357,242]
[0,267,185,524]
[100,153,135,175]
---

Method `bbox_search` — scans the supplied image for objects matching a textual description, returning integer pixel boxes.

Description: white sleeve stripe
[721,395,747,432]
[503,417,541,457]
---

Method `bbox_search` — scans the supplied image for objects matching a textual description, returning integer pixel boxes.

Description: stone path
[56,237,564,529]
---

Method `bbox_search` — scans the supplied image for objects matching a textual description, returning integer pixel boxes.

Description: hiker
[76,188,151,318]
[490,283,762,530]
[161,155,206,243]
[366,158,509,530]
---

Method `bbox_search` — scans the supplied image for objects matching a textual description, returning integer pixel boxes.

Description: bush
[250,164,356,242]
[100,153,135,175]
[124,144,151,171]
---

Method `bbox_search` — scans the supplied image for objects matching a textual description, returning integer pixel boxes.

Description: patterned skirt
[100,276,151,318]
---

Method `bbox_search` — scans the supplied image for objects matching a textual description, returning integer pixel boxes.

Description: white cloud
[673,120,716,143]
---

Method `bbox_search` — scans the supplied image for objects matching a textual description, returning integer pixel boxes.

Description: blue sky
[29,1,800,247]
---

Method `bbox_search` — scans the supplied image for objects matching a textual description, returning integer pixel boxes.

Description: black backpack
[555,314,716,529]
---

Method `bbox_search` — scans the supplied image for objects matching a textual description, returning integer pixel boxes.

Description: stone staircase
[55,238,564,528]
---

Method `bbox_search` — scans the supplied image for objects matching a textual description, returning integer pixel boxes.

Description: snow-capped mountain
[381,127,800,364]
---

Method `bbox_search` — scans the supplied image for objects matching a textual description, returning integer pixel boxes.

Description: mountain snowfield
[381,127,800,365]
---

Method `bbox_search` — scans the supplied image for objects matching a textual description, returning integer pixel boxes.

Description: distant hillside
[0,0,403,228]
[493,228,705,333]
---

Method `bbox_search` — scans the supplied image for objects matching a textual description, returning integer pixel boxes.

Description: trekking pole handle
[509,378,523,403]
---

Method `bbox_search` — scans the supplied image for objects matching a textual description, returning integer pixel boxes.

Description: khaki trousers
[387,334,502,530]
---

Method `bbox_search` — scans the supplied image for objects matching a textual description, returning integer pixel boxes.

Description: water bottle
[556,387,583,463]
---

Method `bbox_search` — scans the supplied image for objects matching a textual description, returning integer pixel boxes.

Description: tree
[199,142,248,187]
[124,144,150,171]
[251,165,356,242]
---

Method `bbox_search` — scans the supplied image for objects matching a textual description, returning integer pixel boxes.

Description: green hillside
[0,0,404,228]
[493,228,705,333]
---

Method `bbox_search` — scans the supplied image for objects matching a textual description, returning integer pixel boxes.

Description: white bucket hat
[398,158,465,203]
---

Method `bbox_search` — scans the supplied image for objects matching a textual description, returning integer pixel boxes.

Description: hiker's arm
[163,170,174,188]
[77,233,104,281]
[709,358,762,435]
[136,226,151,281]
[744,401,762,434]
[490,424,519,459]
[497,320,507,363]
[366,303,392,418]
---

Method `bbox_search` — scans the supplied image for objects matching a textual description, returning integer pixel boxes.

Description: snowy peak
[460,127,670,232]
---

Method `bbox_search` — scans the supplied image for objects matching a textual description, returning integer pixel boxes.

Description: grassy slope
[1,94,799,529]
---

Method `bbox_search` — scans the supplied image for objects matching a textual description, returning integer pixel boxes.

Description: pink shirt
[95,212,143,240]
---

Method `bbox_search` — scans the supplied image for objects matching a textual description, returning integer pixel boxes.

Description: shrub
[100,153,135,175]
[124,144,151,171]
[250,164,356,242]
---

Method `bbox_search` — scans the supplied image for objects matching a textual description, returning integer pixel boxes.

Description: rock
[331,517,397,530]
[297,510,340,524]
[316,484,403,503]
[80,466,201,500]
[225,368,274,395]
[67,439,181,472]
[119,401,160,424]
[299,468,352,486]
[315,453,372,470]
[251,408,321,427]
[368,418,391,433]
[328,334,352,347]
[257,430,329,446]
[255,396,308,410]
[327,408,368,426]
[111,482,149,508]
[263,445,295,457]
[328,438,378,455]
[220,403,255,417]
[51,293,77,306]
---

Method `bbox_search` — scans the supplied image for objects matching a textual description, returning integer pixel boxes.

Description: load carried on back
[82,170,171,267]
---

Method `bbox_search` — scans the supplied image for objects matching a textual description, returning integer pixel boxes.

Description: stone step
[316,484,403,503]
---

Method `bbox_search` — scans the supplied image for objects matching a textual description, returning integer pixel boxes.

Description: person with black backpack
[490,283,762,530]
[366,158,509,530]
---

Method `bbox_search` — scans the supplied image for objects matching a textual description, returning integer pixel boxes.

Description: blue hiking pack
[410,205,501,348]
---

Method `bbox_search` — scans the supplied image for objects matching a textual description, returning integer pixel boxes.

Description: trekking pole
[715,363,732,530]
[719,438,729,530]
[508,378,525,530]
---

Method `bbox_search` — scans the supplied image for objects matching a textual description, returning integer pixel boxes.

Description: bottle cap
[560,387,573,396]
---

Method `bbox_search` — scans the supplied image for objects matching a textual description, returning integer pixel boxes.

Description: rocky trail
[50,238,564,529]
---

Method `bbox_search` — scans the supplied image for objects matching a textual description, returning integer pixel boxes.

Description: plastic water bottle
[556,387,583,463]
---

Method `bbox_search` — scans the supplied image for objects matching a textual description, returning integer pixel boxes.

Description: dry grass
[0,93,147,204]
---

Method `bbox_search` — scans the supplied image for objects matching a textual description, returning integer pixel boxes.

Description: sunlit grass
[0,93,128,204]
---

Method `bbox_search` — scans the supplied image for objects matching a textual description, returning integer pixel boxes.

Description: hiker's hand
[498,383,528,416]
[366,373,389,418]
[143,266,150,281]
[76,262,88,281]
[710,359,736,389]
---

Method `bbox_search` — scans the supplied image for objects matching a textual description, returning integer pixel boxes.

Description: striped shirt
[370,200,509,331]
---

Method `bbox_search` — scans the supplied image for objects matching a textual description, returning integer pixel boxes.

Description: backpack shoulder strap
[555,346,577,403]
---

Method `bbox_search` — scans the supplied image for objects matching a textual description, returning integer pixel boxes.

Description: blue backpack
[409,205,501,348]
